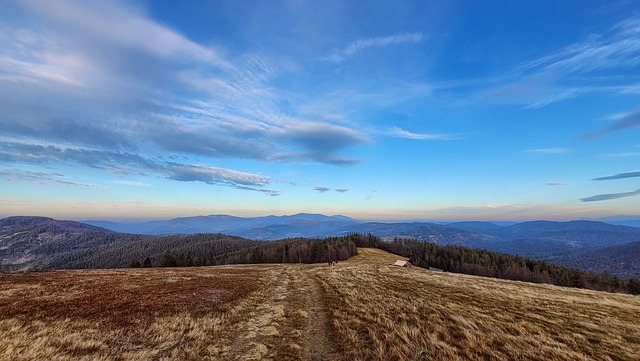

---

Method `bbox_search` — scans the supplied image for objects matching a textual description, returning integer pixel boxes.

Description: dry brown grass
[1,248,639,360]
[315,248,640,360]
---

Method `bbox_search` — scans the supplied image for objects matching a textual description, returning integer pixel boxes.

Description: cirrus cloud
[389,127,459,141]
[323,32,427,63]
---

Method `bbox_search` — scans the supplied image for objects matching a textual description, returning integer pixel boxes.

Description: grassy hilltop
[1,248,639,360]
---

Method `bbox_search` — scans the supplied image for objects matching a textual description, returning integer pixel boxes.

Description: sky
[1,0,640,221]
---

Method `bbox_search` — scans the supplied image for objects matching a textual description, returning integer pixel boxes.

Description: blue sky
[1,0,640,221]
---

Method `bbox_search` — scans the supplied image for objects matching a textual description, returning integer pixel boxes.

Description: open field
[1,248,640,360]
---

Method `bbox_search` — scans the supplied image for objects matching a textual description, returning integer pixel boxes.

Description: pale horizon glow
[1,1,640,221]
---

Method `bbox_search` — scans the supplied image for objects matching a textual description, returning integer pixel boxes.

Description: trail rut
[305,275,340,361]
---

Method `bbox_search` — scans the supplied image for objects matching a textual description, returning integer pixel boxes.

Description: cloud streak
[580,110,640,139]
[324,32,427,62]
[581,189,640,202]
[389,127,459,140]
[526,147,571,154]
[593,170,640,181]
[546,182,568,186]
[0,170,104,188]
[313,186,349,193]
[0,141,279,195]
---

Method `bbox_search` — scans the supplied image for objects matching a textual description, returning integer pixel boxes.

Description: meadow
[1,248,639,360]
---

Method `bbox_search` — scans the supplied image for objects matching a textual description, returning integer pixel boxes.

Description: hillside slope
[0,216,147,270]
[547,241,640,279]
[1,248,639,360]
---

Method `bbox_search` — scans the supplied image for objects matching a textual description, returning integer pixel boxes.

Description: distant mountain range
[3,214,640,278]
[581,216,640,228]
[84,215,640,254]
[84,213,358,239]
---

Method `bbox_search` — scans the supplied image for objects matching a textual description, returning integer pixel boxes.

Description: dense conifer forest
[78,233,358,269]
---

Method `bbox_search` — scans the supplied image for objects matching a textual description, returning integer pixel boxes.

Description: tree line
[120,234,358,268]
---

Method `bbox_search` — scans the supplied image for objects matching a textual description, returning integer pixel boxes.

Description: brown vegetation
[1,248,639,360]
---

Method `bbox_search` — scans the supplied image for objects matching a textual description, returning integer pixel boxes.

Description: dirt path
[221,265,343,360]
[305,274,341,361]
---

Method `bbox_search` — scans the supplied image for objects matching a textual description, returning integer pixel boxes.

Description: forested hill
[0,216,357,270]
[548,241,640,279]
[0,216,148,270]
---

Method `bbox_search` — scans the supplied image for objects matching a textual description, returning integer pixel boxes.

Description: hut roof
[393,260,411,267]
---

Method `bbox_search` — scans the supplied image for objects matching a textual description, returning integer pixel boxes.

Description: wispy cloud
[602,152,640,157]
[519,16,640,76]
[114,180,151,187]
[526,147,571,154]
[365,190,377,200]
[580,110,640,139]
[0,170,104,188]
[483,14,640,109]
[323,32,427,62]
[581,189,640,202]
[602,112,631,121]
[479,78,581,109]
[593,170,640,181]
[0,141,279,195]
[546,182,568,186]
[583,169,640,202]
[389,127,459,140]
[312,186,349,193]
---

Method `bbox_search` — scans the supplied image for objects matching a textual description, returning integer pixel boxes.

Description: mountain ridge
[4,215,640,278]
[84,213,359,238]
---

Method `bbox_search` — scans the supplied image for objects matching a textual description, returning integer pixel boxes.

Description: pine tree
[129,260,141,268]
[142,256,152,268]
